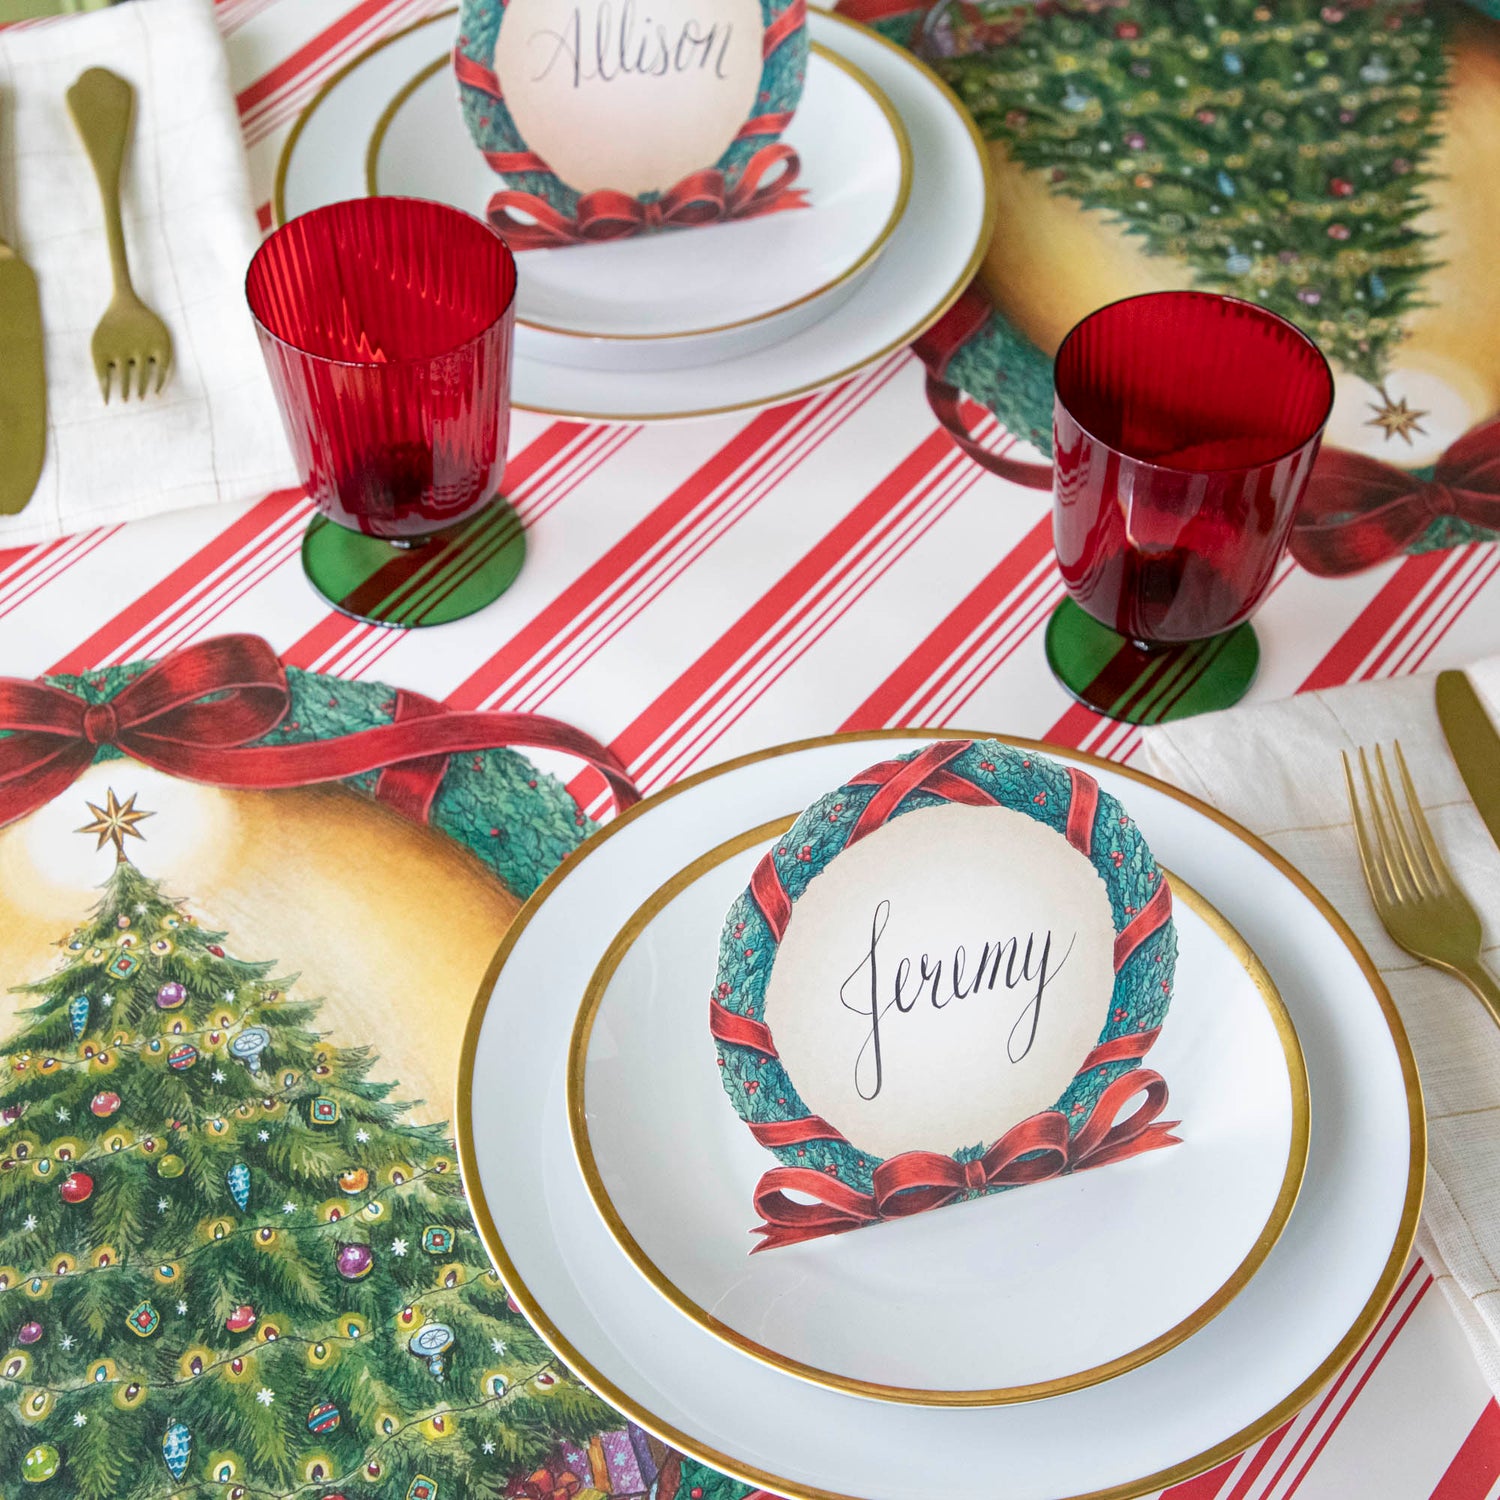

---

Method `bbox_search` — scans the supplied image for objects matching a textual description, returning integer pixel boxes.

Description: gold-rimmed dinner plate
[274,10,992,420]
[457,731,1423,1500]
[367,43,912,371]
[568,818,1309,1406]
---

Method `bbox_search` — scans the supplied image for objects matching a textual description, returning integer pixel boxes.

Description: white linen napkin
[1139,660,1500,1393]
[0,0,297,547]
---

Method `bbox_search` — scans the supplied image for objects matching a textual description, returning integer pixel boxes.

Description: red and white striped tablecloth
[4,1,1500,1495]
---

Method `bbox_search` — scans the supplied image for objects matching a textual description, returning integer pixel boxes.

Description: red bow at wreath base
[749,1061,1180,1252]
[1289,418,1500,576]
[0,634,638,831]
[486,144,807,250]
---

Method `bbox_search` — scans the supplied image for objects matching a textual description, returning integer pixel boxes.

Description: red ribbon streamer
[761,0,807,56]
[911,287,1054,488]
[0,635,639,830]
[752,1066,1179,1250]
[1289,420,1500,576]
[487,144,806,249]
[453,47,503,100]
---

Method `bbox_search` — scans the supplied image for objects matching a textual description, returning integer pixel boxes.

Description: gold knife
[1437,669,1500,853]
[0,232,46,515]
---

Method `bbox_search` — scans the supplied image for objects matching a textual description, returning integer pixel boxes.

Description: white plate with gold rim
[275,10,991,418]
[368,40,911,370]
[568,819,1308,1406]
[457,732,1423,1500]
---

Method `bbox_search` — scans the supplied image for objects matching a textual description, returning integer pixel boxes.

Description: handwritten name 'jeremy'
[529,1,736,87]
[839,901,1076,1102]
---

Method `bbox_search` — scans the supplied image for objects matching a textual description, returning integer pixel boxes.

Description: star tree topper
[77,788,153,861]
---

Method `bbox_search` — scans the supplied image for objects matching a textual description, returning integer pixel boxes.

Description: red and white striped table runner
[2,0,1499,1494]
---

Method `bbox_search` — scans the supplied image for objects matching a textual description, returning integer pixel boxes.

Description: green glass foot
[301,498,525,627]
[1044,596,1260,724]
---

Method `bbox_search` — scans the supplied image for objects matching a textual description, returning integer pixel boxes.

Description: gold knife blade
[0,238,46,515]
[1437,669,1500,854]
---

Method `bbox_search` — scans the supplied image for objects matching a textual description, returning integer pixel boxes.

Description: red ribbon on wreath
[486,143,807,250]
[710,738,1179,1251]
[750,1059,1179,1250]
[1288,419,1500,576]
[0,634,638,831]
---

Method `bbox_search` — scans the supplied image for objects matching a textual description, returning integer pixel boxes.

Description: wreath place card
[710,739,1182,1250]
[455,0,810,248]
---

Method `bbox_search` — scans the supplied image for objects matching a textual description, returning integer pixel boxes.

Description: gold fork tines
[1344,741,1500,1026]
[66,67,174,403]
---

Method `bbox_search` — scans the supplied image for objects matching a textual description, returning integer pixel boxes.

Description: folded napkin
[0,0,297,548]
[1140,660,1500,1393]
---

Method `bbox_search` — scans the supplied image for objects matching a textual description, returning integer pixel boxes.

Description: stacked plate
[457,731,1424,1500]
[275,9,993,420]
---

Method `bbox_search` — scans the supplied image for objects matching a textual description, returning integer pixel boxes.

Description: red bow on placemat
[749,1056,1180,1251]
[1290,419,1500,576]
[0,634,638,829]
[486,143,807,250]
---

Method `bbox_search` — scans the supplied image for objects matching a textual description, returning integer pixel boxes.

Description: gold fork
[1344,741,1500,1025]
[66,67,173,401]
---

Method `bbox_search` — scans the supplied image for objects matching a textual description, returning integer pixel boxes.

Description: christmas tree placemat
[0,635,742,1500]
[845,0,1500,574]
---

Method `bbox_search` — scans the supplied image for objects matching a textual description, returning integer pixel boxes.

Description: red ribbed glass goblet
[247,197,521,627]
[1048,291,1334,722]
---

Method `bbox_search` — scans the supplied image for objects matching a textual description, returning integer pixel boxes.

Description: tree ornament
[225,1305,257,1334]
[407,1321,455,1379]
[67,995,90,1038]
[227,1162,250,1211]
[421,1225,454,1255]
[1329,177,1354,198]
[309,1097,340,1126]
[167,1043,198,1071]
[1061,80,1094,113]
[2,1102,25,1126]
[161,1421,192,1481]
[156,1154,185,1178]
[116,913,131,929]
[128,1300,160,1337]
[207,943,225,957]
[156,982,186,1010]
[21,1443,60,1483]
[307,1400,341,1434]
[59,1170,93,1204]
[337,1167,369,1195]
[89,1091,121,1118]
[229,1026,271,1073]
[407,1477,438,1500]
[335,1242,373,1280]
[17,1320,43,1345]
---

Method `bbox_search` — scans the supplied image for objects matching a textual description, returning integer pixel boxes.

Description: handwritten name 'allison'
[529,1,736,87]
[839,901,1077,1102]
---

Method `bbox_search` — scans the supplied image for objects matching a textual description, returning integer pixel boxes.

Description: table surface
[4,0,1500,1497]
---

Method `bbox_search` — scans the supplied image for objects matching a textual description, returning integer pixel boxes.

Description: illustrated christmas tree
[0,791,619,1500]
[932,0,1443,431]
